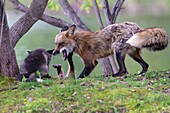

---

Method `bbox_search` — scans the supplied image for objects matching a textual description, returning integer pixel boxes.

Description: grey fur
[17,48,53,82]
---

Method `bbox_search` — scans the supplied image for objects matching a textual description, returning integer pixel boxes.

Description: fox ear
[65,24,76,37]
[27,51,32,54]
[61,26,69,32]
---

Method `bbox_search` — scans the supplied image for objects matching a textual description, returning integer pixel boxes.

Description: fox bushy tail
[126,27,168,51]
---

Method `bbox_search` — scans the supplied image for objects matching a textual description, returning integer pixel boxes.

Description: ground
[0,70,170,113]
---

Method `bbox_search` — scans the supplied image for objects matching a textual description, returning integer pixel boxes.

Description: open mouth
[62,49,68,60]
[52,50,60,56]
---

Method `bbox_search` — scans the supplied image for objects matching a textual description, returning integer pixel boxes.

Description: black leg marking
[68,52,75,74]
[41,74,51,79]
[112,51,127,77]
[53,64,62,75]
[128,49,149,75]
[78,60,98,79]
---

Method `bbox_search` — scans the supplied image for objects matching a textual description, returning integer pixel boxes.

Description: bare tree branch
[41,15,71,28]
[9,0,27,12]
[9,0,48,48]
[92,0,104,29]
[102,0,112,25]
[58,0,91,31]
[9,0,71,29]
[111,0,125,23]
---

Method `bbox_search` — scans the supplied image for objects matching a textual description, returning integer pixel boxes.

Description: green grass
[0,70,170,113]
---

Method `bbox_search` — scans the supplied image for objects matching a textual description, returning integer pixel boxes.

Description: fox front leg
[65,52,75,78]
[78,60,98,79]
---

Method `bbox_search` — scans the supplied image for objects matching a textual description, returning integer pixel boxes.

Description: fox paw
[52,64,64,79]
[103,74,112,77]
[112,72,128,77]
[53,64,62,69]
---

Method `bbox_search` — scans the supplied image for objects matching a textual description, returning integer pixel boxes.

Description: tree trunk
[0,0,48,77]
[0,1,19,77]
[92,0,115,75]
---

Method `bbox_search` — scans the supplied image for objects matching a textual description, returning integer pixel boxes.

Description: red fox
[53,22,168,78]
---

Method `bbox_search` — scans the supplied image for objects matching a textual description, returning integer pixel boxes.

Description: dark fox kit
[17,48,53,82]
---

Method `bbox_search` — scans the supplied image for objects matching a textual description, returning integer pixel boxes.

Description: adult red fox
[53,22,168,78]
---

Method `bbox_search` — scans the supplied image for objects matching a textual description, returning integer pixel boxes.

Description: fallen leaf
[80,82,86,86]
[72,91,77,96]
[131,89,136,92]
[97,99,103,103]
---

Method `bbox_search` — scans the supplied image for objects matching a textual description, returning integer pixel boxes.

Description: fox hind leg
[112,51,128,77]
[128,48,149,75]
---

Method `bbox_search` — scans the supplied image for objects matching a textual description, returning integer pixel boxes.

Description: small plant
[21,75,26,83]
[36,70,41,79]
[36,70,44,82]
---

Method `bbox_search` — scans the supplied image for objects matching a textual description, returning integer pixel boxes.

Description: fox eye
[58,42,65,46]
[58,43,62,46]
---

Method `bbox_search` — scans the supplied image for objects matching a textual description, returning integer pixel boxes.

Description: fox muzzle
[52,50,60,56]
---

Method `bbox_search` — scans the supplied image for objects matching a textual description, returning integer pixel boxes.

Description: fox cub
[17,48,53,82]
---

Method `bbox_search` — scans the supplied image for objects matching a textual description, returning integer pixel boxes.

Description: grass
[0,70,170,113]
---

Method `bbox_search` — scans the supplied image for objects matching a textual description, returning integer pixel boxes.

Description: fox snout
[52,50,60,56]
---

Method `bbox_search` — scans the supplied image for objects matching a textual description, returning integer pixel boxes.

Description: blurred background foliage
[5,0,170,77]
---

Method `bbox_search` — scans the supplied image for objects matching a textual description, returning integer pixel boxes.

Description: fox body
[17,48,53,82]
[53,22,168,78]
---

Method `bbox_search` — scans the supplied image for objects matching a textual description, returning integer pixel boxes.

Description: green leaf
[47,0,60,11]
[36,70,41,78]
[22,75,26,83]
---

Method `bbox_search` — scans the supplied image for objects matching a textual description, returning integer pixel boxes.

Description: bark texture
[0,0,18,77]
[0,0,49,77]
[9,0,49,48]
